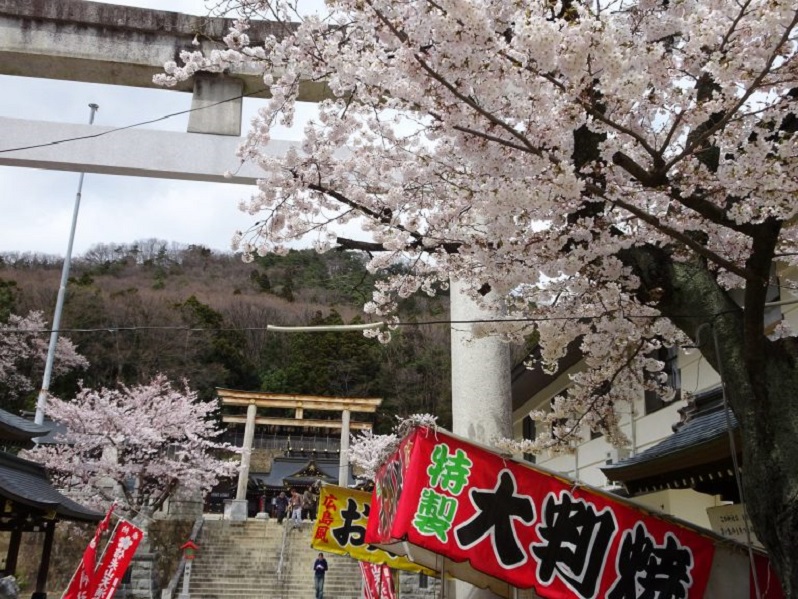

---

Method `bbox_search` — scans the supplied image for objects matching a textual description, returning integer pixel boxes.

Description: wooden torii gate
[216,388,382,521]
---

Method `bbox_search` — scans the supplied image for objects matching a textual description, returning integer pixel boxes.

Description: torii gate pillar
[339,408,351,486]
[227,400,257,521]
[450,278,511,599]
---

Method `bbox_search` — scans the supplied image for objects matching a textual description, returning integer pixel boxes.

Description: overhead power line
[0,313,718,336]
[7,296,798,336]
[0,86,269,155]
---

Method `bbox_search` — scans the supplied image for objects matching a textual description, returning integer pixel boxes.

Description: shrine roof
[0,409,51,443]
[252,456,352,489]
[602,387,741,496]
[0,451,102,522]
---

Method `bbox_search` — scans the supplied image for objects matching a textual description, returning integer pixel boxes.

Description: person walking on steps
[314,552,328,599]
[274,491,288,524]
[302,487,315,520]
[289,488,302,525]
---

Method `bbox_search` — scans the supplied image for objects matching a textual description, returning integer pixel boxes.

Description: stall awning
[364,425,778,599]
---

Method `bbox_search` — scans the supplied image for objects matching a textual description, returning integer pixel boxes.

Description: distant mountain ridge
[0,242,453,431]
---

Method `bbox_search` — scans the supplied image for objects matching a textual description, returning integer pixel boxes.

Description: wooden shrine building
[0,408,101,598]
[216,389,382,519]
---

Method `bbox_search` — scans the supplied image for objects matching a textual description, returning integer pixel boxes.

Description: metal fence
[222,432,342,453]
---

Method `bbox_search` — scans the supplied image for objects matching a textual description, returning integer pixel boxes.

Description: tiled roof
[0,451,101,522]
[0,409,51,442]
[603,405,738,472]
[251,456,351,488]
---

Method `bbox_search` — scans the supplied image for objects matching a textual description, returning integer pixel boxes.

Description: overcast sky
[0,0,319,257]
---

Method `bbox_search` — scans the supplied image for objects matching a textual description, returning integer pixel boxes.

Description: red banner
[366,426,715,599]
[360,561,395,599]
[87,520,144,599]
[62,504,115,599]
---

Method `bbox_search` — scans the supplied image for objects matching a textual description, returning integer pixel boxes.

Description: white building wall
[512,347,722,527]
[513,378,687,481]
[512,266,798,526]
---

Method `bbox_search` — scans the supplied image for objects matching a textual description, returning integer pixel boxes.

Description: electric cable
[0,86,269,155]
[0,303,753,335]
[0,313,687,336]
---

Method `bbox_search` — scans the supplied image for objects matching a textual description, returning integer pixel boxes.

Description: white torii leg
[450,278,512,599]
[228,400,257,521]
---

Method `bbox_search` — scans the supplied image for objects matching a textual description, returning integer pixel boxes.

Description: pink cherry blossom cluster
[348,413,438,480]
[25,374,238,517]
[158,0,797,452]
[0,310,88,397]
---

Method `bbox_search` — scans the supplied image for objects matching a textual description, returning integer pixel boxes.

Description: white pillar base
[225,499,249,521]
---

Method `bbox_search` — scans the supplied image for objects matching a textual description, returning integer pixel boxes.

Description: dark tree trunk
[621,245,798,597]
[740,340,798,598]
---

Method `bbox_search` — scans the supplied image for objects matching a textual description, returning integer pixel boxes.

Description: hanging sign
[88,520,144,599]
[366,426,716,599]
[360,561,396,599]
[312,484,435,575]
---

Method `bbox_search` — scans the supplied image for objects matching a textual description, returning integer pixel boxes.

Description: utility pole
[34,103,99,425]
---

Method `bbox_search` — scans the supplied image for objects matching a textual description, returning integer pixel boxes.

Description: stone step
[184,517,363,599]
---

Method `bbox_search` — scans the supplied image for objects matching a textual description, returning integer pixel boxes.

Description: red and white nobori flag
[360,562,395,599]
[87,520,144,599]
[62,504,116,599]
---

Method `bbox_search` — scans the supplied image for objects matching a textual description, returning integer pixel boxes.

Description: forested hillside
[0,241,452,431]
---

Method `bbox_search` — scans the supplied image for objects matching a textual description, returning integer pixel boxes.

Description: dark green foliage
[175,296,260,398]
[255,250,377,305]
[0,278,18,322]
[259,310,380,398]
[68,272,95,287]
[250,269,271,292]
[371,327,452,432]
[0,244,452,428]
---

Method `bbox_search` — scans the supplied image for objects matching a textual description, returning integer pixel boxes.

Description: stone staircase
[185,518,362,599]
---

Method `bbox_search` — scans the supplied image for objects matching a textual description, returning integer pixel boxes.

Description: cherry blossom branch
[666,8,798,170]
[595,188,755,280]
[364,1,545,157]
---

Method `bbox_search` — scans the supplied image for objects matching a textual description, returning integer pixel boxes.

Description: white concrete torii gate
[0,0,322,181]
[1,3,511,596]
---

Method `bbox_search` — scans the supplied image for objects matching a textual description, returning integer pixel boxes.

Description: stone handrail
[160,516,204,599]
[276,518,291,582]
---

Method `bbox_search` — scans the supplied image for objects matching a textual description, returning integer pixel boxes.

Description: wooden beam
[5,528,20,574]
[222,415,373,430]
[36,520,55,595]
[217,389,382,406]
[218,389,382,402]
[218,395,382,413]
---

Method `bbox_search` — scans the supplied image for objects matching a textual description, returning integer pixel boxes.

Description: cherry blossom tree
[159,0,798,591]
[348,413,438,479]
[25,375,238,526]
[0,310,88,403]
